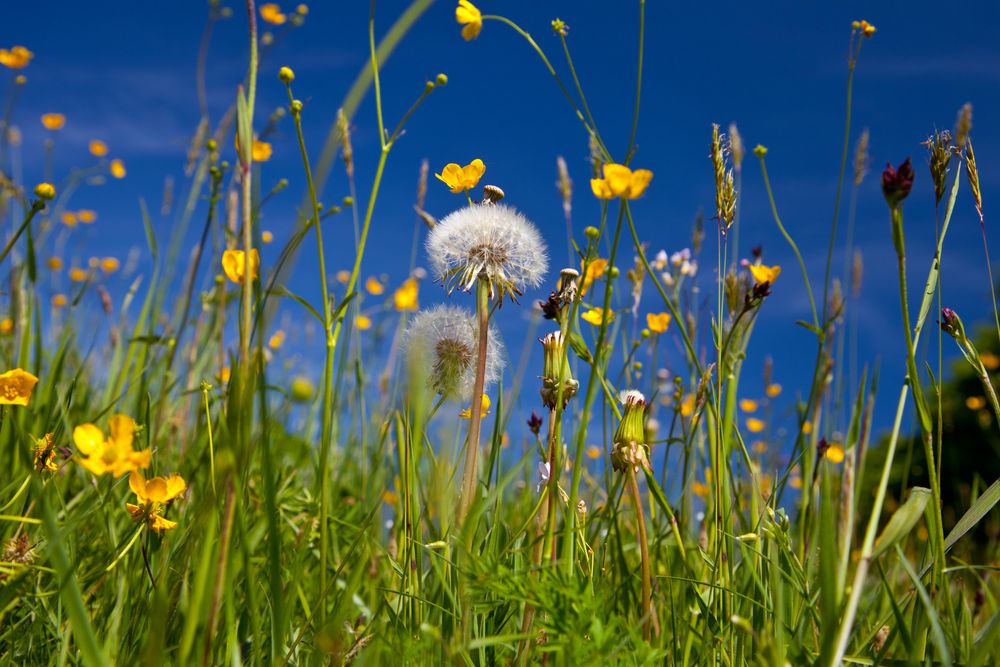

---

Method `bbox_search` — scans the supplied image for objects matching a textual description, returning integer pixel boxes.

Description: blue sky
[5,0,1000,438]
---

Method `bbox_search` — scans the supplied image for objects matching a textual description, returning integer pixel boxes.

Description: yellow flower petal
[40,113,65,131]
[590,178,615,200]
[460,393,491,419]
[745,417,766,433]
[365,276,385,295]
[602,163,633,197]
[222,249,261,284]
[739,398,758,413]
[645,312,671,334]
[110,158,126,179]
[748,264,781,285]
[456,0,483,40]
[252,140,272,162]
[0,368,38,406]
[393,278,419,312]
[73,424,105,456]
[581,307,613,326]
[89,140,108,157]
[580,258,608,295]
[628,169,653,199]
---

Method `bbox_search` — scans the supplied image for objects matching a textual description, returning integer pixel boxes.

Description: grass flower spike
[74,415,151,477]
[0,368,39,406]
[403,304,504,399]
[222,248,260,284]
[455,0,483,41]
[126,471,186,532]
[590,163,653,200]
[427,202,547,301]
[435,158,486,193]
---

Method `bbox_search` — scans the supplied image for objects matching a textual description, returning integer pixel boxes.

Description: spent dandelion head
[403,304,505,400]
[539,331,578,409]
[427,202,547,302]
[611,390,650,473]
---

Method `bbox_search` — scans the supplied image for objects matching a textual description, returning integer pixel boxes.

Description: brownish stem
[627,468,652,642]
[457,278,490,527]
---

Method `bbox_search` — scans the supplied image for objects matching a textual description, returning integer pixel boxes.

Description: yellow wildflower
[101,257,120,273]
[766,383,782,397]
[680,394,695,417]
[252,140,272,162]
[262,230,274,244]
[88,140,108,157]
[126,471,186,532]
[356,315,372,330]
[61,211,78,227]
[825,444,845,464]
[51,294,68,308]
[455,0,483,41]
[646,312,671,334]
[980,352,1000,370]
[748,264,781,286]
[739,398,758,413]
[966,396,987,410]
[382,490,399,505]
[74,415,151,477]
[297,4,309,15]
[586,445,602,460]
[69,268,88,282]
[47,257,63,271]
[0,369,38,406]
[110,158,126,179]
[460,393,491,419]
[435,158,486,193]
[752,440,768,454]
[269,330,286,350]
[857,20,876,37]
[590,163,653,200]
[0,319,12,334]
[40,113,65,131]
[77,209,97,224]
[336,270,350,283]
[260,3,287,25]
[0,46,33,69]
[221,248,260,284]
[580,258,608,296]
[581,307,613,326]
[34,433,58,473]
[691,480,709,497]
[393,278,419,311]
[365,276,385,295]
[218,366,231,383]
[789,476,803,490]
[34,183,55,200]
[802,420,813,434]
[745,417,766,433]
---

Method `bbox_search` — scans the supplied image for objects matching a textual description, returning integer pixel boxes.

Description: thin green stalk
[457,278,490,526]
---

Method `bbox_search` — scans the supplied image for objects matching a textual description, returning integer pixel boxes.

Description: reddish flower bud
[882,158,914,209]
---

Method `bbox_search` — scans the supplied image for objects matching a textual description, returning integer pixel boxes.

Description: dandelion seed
[590,163,653,200]
[455,0,483,41]
[427,203,547,302]
[403,304,505,400]
[0,369,38,406]
[40,113,65,131]
[434,158,485,193]
[126,471,186,532]
[222,249,260,284]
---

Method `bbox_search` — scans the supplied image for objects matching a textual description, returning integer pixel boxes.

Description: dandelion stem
[627,466,652,641]
[458,277,490,526]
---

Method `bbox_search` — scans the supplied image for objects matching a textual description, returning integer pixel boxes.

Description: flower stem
[627,466,652,641]
[458,277,490,526]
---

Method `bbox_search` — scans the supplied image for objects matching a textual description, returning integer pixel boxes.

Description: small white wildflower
[661,271,675,287]
[426,203,548,302]
[403,305,505,400]
[670,249,690,266]
[651,249,668,271]
[680,259,698,277]
[536,460,550,493]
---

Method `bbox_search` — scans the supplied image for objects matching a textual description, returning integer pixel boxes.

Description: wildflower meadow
[3,1,1000,665]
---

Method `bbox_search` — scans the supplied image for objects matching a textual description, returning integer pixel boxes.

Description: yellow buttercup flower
[745,417,766,433]
[586,445,602,460]
[40,113,65,131]
[393,278,419,311]
[0,318,12,334]
[356,315,372,330]
[691,480,709,497]
[825,444,845,464]
[110,158,126,179]
[89,140,108,157]
[679,394,695,417]
[336,270,350,283]
[966,396,987,410]
[435,158,485,193]
[802,420,813,434]
[766,383,782,397]
[590,163,653,200]
[47,257,63,271]
[739,398,758,413]
[268,329,286,350]
[752,440,768,454]
[262,230,274,244]
[77,209,97,224]
[857,19,876,38]
[789,476,803,490]
[980,352,1000,370]
[748,264,781,286]
[580,258,608,296]
[252,140,272,162]
[74,415,151,477]
[455,0,483,41]
[260,3,287,25]
[61,211,78,227]
[101,257,120,273]
[222,249,260,284]
[581,307,614,326]
[365,276,385,295]
[34,183,55,200]
[0,369,39,406]
[126,471,186,532]
[69,268,88,282]
[646,312,671,334]
[460,393,491,419]
[51,294,68,308]
[0,46,34,69]
[34,433,58,473]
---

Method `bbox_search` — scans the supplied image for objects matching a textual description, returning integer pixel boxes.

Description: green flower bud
[611,390,650,473]
[539,331,578,409]
[279,66,295,84]
[584,226,600,240]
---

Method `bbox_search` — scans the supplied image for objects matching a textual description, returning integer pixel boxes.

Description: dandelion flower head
[426,203,547,302]
[403,304,505,400]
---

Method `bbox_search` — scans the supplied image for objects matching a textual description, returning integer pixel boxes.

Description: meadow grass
[1,3,999,665]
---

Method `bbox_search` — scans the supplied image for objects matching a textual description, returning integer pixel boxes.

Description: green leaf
[872,487,931,559]
[567,330,593,363]
[268,285,324,326]
[944,476,1000,553]
[795,319,823,337]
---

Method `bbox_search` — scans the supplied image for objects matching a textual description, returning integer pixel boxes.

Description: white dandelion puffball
[403,305,506,400]
[426,203,548,300]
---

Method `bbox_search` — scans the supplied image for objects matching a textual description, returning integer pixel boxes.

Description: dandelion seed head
[403,305,505,400]
[426,203,547,302]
